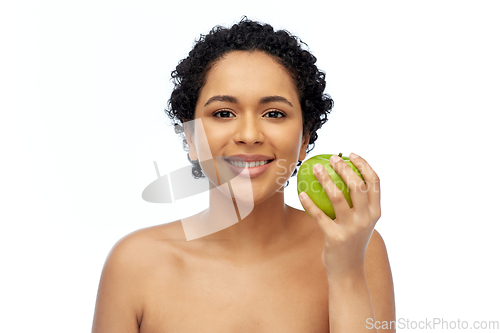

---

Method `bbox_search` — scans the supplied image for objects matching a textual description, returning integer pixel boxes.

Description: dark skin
[92,51,395,332]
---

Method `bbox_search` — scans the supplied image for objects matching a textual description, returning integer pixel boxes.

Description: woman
[92,18,395,332]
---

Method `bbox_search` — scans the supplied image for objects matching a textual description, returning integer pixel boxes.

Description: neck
[199,185,296,262]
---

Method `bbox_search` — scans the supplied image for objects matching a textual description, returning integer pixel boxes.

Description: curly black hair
[165,17,333,185]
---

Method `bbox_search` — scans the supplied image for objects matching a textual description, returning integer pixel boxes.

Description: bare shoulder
[104,220,186,270]
[365,229,396,331]
[92,221,185,333]
[105,221,188,280]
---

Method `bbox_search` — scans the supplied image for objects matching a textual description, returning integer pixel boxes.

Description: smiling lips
[226,159,272,168]
[223,154,275,178]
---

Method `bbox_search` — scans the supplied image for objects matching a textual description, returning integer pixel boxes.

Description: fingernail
[299,192,308,201]
[350,153,359,159]
[330,155,341,163]
[313,164,322,173]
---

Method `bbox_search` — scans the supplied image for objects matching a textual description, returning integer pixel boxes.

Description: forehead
[197,51,300,105]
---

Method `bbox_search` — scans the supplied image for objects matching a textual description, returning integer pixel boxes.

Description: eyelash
[212,110,286,118]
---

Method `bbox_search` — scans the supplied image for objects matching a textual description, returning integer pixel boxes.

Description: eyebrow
[260,95,294,107]
[204,95,238,106]
[203,95,294,107]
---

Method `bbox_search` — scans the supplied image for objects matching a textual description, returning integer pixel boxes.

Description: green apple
[297,153,365,220]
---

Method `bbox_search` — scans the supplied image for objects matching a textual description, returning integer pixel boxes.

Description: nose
[233,114,264,145]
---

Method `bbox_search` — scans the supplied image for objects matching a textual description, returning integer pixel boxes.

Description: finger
[313,163,351,222]
[299,191,341,236]
[329,155,369,214]
[349,153,381,216]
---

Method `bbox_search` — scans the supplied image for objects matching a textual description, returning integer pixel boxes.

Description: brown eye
[213,110,235,118]
[264,110,286,118]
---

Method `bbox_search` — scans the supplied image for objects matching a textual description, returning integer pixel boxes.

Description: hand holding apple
[297,152,381,278]
[297,153,364,220]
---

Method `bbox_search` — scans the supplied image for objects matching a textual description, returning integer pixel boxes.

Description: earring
[187,152,199,163]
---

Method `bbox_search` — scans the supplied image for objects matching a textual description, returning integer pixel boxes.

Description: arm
[326,229,395,333]
[92,234,144,333]
[364,230,396,333]
[299,153,395,332]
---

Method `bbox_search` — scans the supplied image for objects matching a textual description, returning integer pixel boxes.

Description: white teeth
[227,160,270,168]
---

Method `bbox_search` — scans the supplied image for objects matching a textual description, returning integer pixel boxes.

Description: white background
[1,0,499,332]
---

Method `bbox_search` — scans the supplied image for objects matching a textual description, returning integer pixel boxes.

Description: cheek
[273,129,304,153]
[270,135,304,172]
[205,132,229,155]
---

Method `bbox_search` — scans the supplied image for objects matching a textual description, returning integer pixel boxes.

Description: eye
[264,110,286,118]
[213,110,235,118]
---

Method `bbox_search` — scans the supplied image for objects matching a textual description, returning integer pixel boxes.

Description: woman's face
[185,50,309,204]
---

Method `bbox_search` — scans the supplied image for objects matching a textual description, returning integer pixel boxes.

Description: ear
[182,119,198,161]
[299,132,310,161]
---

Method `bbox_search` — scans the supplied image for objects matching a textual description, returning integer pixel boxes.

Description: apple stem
[338,153,342,158]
